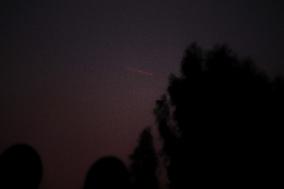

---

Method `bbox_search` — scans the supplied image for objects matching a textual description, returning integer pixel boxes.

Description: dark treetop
[154,44,284,188]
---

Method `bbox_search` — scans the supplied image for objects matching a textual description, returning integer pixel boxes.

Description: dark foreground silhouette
[0,144,43,189]
[1,44,283,189]
[84,156,130,189]
[130,128,159,189]
[154,43,284,188]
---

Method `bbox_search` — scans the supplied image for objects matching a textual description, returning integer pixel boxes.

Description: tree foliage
[154,43,284,188]
[130,127,159,189]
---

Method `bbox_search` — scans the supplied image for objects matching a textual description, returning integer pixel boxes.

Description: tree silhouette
[130,127,159,189]
[154,43,284,188]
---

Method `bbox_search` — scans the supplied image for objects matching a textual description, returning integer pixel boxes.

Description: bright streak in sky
[126,67,154,77]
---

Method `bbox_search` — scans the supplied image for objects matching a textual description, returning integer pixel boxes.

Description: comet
[126,67,154,77]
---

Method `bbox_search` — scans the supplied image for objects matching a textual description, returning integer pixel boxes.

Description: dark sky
[1,0,284,189]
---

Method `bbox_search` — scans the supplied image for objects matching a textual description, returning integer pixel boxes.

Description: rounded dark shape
[84,156,130,189]
[0,144,43,189]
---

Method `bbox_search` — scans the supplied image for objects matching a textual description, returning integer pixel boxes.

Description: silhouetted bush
[0,144,43,189]
[83,156,130,189]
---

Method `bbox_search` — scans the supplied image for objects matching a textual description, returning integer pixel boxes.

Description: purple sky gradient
[1,0,284,189]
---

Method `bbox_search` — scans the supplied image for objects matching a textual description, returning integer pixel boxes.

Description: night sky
[1,1,284,189]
